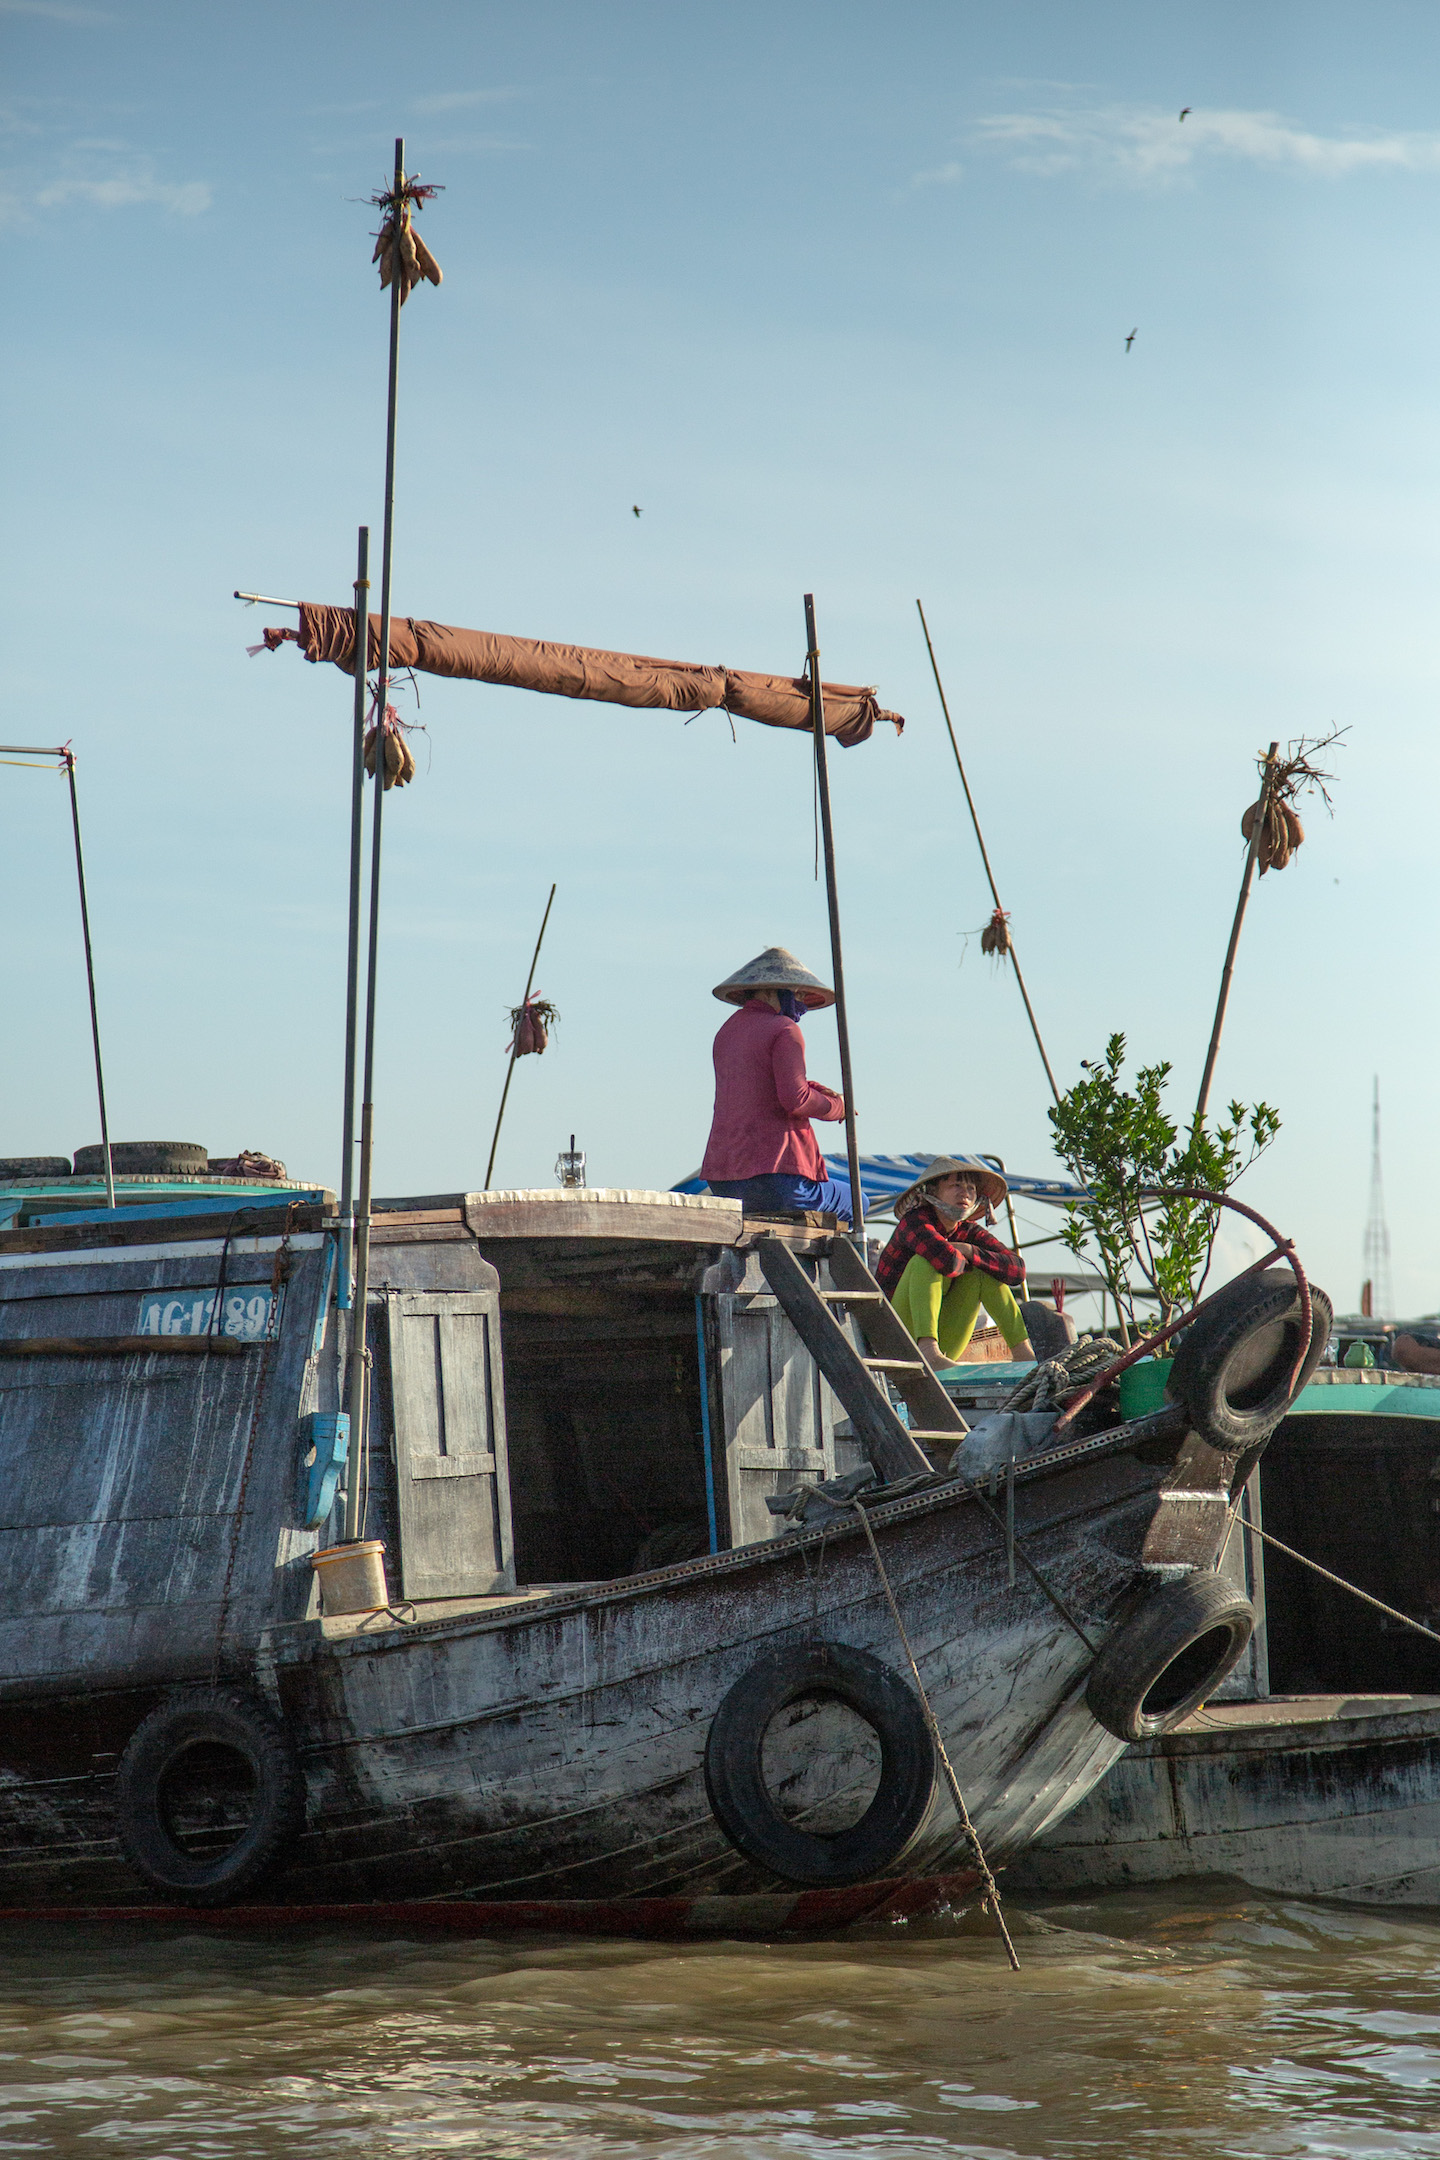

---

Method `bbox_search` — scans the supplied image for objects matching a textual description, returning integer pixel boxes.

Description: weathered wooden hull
[1009,1695,1440,1905]
[0,1425,1217,1910]
[0,1192,1259,1919]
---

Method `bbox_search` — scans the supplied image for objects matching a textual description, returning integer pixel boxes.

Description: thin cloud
[965,102,1440,183]
[912,160,963,189]
[409,87,524,115]
[0,0,112,19]
[35,171,210,212]
[417,134,530,156]
[1,150,211,222]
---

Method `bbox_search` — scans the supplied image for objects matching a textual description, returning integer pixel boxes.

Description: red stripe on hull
[0,1871,983,1939]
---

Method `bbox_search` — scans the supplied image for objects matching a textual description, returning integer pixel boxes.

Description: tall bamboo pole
[805,595,864,1240]
[338,525,370,1308]
[1194,743,1279,1130]
[1,743,115,1209]
[344,139,406,1545]
[61,750,115,1211]
[916,600,1059,1104]
[484,882,557,1191]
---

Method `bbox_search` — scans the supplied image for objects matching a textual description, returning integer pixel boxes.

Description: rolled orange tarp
[263,604,902,747]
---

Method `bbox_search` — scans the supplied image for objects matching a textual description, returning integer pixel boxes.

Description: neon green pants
[889,1256,1029,1363]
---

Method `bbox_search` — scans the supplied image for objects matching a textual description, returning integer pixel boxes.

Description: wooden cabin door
[385,1292,514,1600]
[713,1252,854,1548]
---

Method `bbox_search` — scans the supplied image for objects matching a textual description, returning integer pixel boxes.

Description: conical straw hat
[892,1154,1008,1217]
[712,946,835,1008]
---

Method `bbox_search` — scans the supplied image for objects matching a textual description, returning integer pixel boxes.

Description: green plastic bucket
[1118,1355,1174,1421]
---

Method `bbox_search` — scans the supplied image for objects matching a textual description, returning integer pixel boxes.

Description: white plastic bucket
[312,1539,388,1616]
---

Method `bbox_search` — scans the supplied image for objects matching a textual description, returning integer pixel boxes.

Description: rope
[1233,1507,1440,1651]
[998,1335,1123,1412]
[851,1497,1020,1970]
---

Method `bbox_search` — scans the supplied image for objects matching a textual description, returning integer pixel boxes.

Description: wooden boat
[1011,1368,1440,1905]
[0,1183,1320,1929]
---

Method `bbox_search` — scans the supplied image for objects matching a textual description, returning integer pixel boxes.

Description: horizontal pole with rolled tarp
[257,603,904,747]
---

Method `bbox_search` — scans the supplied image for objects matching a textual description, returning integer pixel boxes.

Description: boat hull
[1009,1694,1440,1905]
[0,1435,1203,1909]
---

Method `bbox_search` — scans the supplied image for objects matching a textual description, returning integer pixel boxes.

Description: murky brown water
[2,1886,1438,2156]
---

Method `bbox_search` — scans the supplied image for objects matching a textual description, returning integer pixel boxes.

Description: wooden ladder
[757,1234,970,1483]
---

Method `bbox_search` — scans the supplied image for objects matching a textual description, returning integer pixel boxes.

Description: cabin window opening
[500,1311,715,1584]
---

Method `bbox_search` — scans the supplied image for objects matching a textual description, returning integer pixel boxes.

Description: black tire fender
[703,1642,936,1887]
[1086,1572,1255,1742]
[1168,1271,1333,1452]
[73,1141,208,1177]
[114,1687,304,1906]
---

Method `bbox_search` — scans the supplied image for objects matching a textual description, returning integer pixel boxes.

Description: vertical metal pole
[804,595,864,1239]
[1194,743,1279,1130]
[344,138,406,1545]
[483,881,557,1191]
[338,526,371,1308]
[916,600,1060,1104]
[694,1295,720,1555]
[62,751,115,1211]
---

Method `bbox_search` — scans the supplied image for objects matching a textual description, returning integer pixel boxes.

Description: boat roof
[0,1186,751,1266]
[0,1174,331,1233]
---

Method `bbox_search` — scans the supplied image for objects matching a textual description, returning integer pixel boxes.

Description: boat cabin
[0,1185,884,1721]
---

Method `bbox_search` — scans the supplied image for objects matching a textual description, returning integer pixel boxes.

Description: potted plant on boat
[1048,1033,1279,1413]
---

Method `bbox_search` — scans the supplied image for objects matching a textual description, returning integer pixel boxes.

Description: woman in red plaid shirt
[876,1156,1033,1372]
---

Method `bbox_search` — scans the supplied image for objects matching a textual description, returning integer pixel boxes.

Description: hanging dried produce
[980,907,1013,958]
[1240,796,1304,874]
[1239,727,1344,874]
[370,175,444,305]
[363,703,417,789]
[507,996,560,1058]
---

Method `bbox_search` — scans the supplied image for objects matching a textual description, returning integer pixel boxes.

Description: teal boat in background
[1007,1364,1440,1906]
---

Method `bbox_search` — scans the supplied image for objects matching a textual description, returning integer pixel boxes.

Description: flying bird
[1124,328,1137,352]
[632,504,642,518]
[1179,106,1191,120]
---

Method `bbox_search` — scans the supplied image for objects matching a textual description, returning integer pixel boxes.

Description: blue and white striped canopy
[672,1152,1084,1213]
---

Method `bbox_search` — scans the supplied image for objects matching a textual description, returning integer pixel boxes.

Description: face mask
[776,990,807,1023]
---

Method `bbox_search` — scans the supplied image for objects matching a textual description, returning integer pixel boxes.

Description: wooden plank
[500,1287,693,1318]
[756,1237,931,1481]
[0,1204,329,1257]
[370,1224,473,1247]
[462,1192,742,1247]
[733,1447,826,1471]
[369,1210,465,1228]
[0,1336,248,1359]
[387,1294,515,1601]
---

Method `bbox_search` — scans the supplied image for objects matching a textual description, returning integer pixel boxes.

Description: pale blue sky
[3,1,1435,1316]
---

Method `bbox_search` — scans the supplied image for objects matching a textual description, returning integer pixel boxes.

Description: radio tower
[1361,1076,1393,1320]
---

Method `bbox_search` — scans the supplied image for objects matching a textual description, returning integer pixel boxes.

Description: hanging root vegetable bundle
[980,907,1013,958]
[371,175,444,305]
[507,996,560,1057]
[1241,796,1305,874]
[364,703,417,789]
[1239,726,1345,875]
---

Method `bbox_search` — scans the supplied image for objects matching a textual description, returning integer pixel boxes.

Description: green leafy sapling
[1047,1033,1279,1346]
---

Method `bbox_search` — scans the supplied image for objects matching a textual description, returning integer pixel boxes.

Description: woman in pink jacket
[700,946,856,1220]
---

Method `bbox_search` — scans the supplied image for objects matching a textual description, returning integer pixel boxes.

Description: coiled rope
[998,1334,1124,1413]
